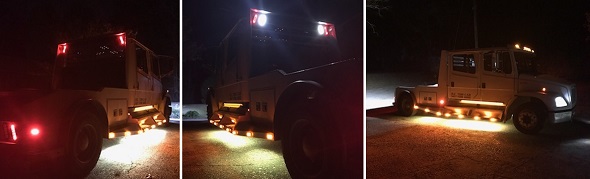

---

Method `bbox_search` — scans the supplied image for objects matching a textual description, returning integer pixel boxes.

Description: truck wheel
[282,104,344,179]
[513,103,546,134]
[397,93,417,117]
[163,97,172,127]
[64,112,103,178]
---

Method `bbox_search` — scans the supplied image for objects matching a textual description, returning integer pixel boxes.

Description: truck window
[249,13,341,77]
[452,54,476,74]
[483,51,512,74]
[59,35,127,90]
[151,53,160,78]
[514,52,537,75]
[136,46,149,74]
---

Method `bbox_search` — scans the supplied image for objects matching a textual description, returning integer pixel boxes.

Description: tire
[513,103,546,134]
[397,93,417,117]
[281,102,344,179]
[64,112,103,178]
[163,97,172,127]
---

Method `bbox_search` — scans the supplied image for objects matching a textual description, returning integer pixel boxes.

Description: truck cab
[395,45,577,134]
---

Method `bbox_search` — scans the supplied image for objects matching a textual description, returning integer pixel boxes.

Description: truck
[395,45,577,134]
[206,8,362,179]
[0,32,173,177]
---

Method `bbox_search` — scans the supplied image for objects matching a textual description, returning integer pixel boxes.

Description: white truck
[0,32,173,177]
[395,45,577,134]
[206,8,362,179]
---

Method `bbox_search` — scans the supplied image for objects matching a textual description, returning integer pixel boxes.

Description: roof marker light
[250,9,270,27]
[57,43,67,55]
[10,124,17,141]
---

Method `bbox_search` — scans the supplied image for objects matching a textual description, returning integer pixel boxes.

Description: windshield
[57,34,127,90]
[514,51,538,75]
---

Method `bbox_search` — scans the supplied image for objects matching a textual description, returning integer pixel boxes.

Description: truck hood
[519,74,574,87]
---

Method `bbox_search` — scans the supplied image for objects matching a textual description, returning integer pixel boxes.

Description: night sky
[368,0,590,81]
[0,0,179,63]
[182,0,363,103]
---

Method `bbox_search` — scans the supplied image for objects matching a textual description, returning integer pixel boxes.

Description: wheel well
[274,81,323,140]
[396,90,415,105]
[506,96,547,121]
[67,100,108,139]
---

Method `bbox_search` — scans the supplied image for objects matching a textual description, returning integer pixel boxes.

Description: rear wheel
[513,103,546,134]
[281,101,344,179]
[64,112,103,178]
[397,93,417,117]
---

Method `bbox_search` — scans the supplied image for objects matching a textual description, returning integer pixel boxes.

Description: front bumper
[549,109,574,123]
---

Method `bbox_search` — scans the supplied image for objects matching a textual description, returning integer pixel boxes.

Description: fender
[60,99,108,140]
[394,87,417,106]
[273,80,323,140]
[504,94,547,122]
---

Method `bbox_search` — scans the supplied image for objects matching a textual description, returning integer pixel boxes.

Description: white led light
[555,96,567,107]
[257,14,267,27]
[317,24,325,35]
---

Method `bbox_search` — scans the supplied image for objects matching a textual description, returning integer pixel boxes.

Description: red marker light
[250,9,270,27]
[30,128,40,136]
[10,124,17,141]
[317,22,336,38]
[57,43,67,55]
[116,33,126,45]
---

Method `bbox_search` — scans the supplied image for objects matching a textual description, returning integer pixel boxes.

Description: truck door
[134,43,153,106]
[447,53,480,103]
[480,51,515,105]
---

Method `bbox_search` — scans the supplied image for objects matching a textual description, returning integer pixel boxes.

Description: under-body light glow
[415,117,506,132]
[444,113,451,117]
[219,125,224,129]
[442,120,505,132]
[246,131,253,137]
[101,129,166,164]
[414,105,419,109]
[30,128,40,136]
[424,108,430,113]
[436,112,442,116]
[151,125,156,129]
[210,130,251,148]
[109,132,115,139]
[124,131,131,136]
[474,116,481,120]
[490,118,498,122]
[458,114,465,119]
[460,100,505,106]
[266,133,274,140]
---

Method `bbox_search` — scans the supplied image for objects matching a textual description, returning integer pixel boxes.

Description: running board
[108,110,168,138]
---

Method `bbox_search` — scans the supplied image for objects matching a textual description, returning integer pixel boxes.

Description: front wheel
[513,103,546,134]
[281,103,344,179]
[64,112,103,178]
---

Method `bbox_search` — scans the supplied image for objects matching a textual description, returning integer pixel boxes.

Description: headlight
[555,96,567,107]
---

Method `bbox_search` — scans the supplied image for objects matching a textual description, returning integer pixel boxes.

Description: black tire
[64,112,103,178]
[397,93,417,117]
[513,103,546,134]
[163,97,172,127]
[281,102,344,179]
